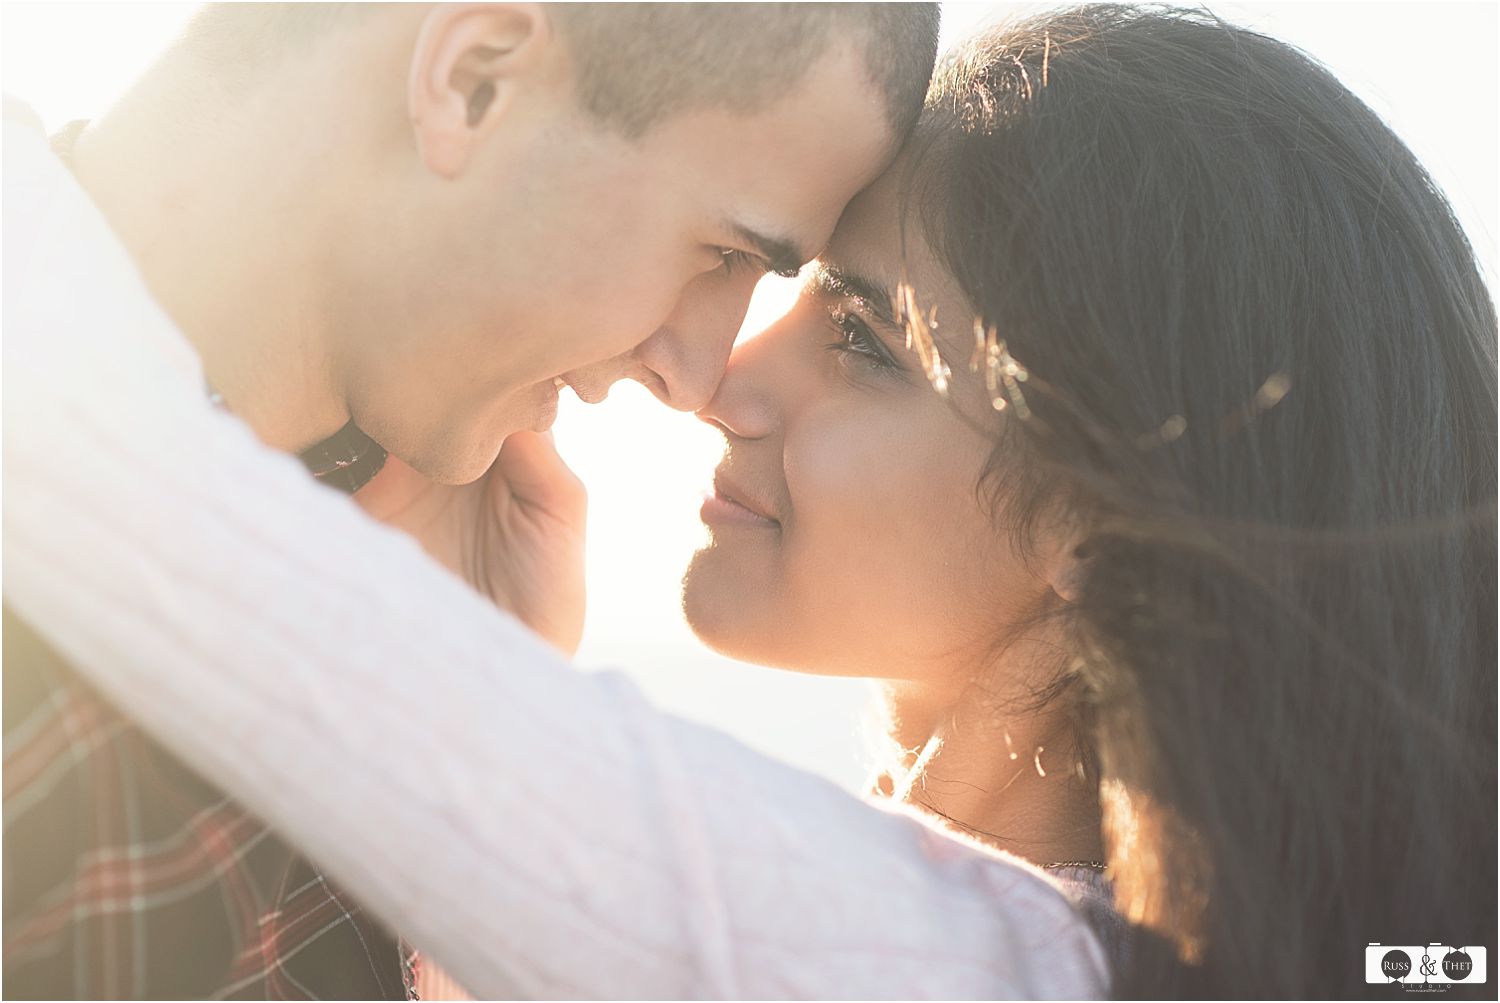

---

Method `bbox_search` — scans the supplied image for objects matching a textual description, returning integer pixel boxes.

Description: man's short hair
[184,3,940,143]
[554,3,941,140]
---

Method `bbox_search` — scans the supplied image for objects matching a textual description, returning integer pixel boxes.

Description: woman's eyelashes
[826,306,904,377]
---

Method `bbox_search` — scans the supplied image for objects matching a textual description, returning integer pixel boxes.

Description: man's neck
[69,49,351,454]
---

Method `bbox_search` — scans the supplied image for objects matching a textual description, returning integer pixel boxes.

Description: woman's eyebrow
[809,263,899,328]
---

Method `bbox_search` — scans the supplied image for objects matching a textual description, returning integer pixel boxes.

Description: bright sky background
[5,2,1495,790]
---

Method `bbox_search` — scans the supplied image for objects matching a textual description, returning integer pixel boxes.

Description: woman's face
[682,167,1061,687]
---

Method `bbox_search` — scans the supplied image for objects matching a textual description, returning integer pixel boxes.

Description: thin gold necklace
[917,801,1109,871]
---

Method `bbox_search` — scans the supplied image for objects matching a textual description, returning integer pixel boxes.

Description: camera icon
[1366,944,1486,984]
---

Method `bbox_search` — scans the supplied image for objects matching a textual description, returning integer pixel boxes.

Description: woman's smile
[701,470,781,529]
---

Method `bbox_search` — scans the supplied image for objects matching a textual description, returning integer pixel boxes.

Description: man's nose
[632,274,757,412]
[696,305,797,442]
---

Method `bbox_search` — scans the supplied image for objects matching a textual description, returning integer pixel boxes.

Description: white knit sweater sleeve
[1,120,1109,1000]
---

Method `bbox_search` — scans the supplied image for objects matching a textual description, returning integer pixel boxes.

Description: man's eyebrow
[730,223,809,278]
[809,263,899,329]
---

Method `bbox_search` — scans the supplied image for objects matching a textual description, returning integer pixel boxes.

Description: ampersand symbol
[1420,952,1438,978]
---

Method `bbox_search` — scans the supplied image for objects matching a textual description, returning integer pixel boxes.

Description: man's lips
[554,376,607,405]
[553,371,668,406]
[702,471,780,528]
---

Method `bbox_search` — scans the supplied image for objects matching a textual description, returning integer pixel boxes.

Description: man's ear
[408,3,553,179]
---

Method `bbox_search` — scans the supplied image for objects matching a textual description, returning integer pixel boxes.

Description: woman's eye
[827,308,899,373]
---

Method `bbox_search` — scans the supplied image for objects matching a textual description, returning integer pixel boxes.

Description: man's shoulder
[3,95,45,133]
[2,95,53,176]
[2,93,75,279]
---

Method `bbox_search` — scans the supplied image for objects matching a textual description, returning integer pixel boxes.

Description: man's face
[337,28,895,485]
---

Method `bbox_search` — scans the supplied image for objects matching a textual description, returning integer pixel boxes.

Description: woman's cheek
[783,408,910,558]
[780,410,958,654]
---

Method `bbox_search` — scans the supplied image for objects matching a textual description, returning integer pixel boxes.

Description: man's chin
[429,387,560,483]
[391,431,511,486]
[395,452,490,487]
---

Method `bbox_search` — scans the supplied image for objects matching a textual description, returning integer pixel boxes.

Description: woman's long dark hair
[908,5,1496,996]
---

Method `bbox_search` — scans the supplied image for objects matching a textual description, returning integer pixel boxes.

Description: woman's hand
[355,432,587,655]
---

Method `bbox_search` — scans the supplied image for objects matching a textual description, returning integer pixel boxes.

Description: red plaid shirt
[2,610,417,1000]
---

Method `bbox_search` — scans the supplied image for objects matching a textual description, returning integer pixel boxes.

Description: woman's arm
[3,127,1107,1000]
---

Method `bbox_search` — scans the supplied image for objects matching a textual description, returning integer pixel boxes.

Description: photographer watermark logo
[1366,945,1486,989]
[1442,950,1474,981]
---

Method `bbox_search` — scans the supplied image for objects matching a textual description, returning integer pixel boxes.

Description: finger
[494,430,587,517]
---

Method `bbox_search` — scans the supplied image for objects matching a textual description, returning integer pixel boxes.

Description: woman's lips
[701,474,780,529]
